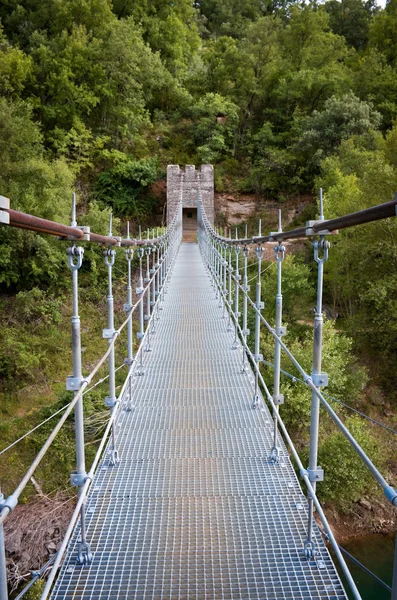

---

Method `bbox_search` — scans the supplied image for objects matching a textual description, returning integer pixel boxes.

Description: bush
[95,157,159,217]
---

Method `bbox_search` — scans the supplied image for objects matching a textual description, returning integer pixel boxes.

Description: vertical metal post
[124,222,134,367]
[150,242,157,333]
[232,233,240,349]
[223,243,227,313]
[305,189,328,559]
[145,243,151,322]
[103,219,119,466]
[241,246,250,372]
[218,242,223,304]
[0,490,8,600]
[66,242,92,565]
[227,245,232,328]
[270,210,286,464]
[252,220,264,409]
[136,245,145,375]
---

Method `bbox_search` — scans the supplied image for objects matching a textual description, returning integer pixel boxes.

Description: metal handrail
[197,190,397,600]
[0,192,184,600]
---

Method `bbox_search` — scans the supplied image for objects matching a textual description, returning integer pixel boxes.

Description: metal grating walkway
[51,243,347,600]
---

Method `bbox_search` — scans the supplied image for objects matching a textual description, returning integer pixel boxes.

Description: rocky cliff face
[215,193,312,228]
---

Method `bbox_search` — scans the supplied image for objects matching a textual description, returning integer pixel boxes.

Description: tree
[324,0,378,50]
[369,0,397,66]
[297,93,381,168]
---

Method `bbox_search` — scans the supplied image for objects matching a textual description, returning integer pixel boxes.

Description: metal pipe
[270,210,285,464]
[232,236,240,350]
[306,193,328,555]
[125,222,134,367]
[227,245,232,330]
[66,242,91,565]
[103,217,119,467]
[253,220,264,409]
[241,246,249,372]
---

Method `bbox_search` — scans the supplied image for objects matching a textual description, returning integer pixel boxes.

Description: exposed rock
[358,499,372,511]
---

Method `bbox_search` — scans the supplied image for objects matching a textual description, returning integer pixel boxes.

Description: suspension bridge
[0,165,396,600]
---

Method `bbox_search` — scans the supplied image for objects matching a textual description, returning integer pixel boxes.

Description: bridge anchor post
[252,222,264,409]
[231,236,241,349]
[305,190,328,558]
[66,211,92,565]
[241,243,250,373]
[269,211,286,464]
[103,213,120,468]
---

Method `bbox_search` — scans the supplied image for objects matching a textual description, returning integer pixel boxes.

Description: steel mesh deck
[51,244,347,600]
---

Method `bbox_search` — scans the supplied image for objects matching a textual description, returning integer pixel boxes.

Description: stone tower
[166,165,214,240]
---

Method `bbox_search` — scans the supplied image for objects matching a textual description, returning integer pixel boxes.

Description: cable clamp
[102,328,116,339]
[66,376,83,391]
[0,196,10,225]
[242,328,250,336]
[273,394,284,405]
[307,466,324,482]
[305,220,336,237]
[242,284,250,292]
[257,301,264,310]
[275,326,287,337]
[254,353,263,362]
[70,471,87,487]
[123,303,133,312]
[136,286,144,294]
[311,372,328,387]
[63,226,90,242]
[105,396,118,408]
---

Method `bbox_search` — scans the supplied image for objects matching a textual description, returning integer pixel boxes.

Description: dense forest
[1,0,397,527]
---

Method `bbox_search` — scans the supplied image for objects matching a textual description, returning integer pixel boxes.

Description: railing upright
[305,191,329,558]
[269,210,286,464]
[252,220,264,409]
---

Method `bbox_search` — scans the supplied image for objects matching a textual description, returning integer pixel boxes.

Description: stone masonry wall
[167,164,214,225]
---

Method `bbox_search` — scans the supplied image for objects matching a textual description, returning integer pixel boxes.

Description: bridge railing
[0,195,183,600]
[197,191,397,600]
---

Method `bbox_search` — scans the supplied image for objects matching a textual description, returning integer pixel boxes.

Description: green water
[334,532,395,599]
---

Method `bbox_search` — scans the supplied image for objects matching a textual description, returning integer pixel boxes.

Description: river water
[334,532,395,599]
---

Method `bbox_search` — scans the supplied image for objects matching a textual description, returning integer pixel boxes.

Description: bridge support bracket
[307,466,324,482]
[70,471,87,487]
[303,539,317,561]
[274,326,287,337]
[77,541,93,566]
[105,396,117,408]
[311,373,328,387]
[273,394,284,406]
[102,328,115,339]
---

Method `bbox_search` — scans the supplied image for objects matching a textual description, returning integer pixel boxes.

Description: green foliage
[317,416,380,507]
[276,321,367,429]
[324,0,378,50]
[95,157,159,217]
[0,0,397,517]
[318,130,397,388]
[298,93,382,168]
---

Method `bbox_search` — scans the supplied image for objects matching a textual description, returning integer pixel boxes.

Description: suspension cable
[261,359,397,435]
